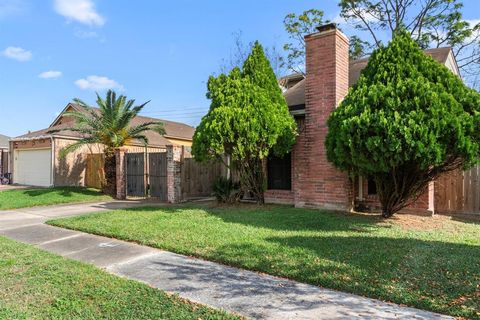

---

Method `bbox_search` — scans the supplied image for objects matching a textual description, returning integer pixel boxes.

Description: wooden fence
[435,166,480,214]
[118,146,225,201]
[181,157,226,199]
[85,153,104,189]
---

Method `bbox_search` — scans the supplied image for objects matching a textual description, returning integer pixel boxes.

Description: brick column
[295,23,352,211]
[115,147,127,200]
[166,145,182,203]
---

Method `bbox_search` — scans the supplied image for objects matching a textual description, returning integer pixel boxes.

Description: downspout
[51,136,55,187]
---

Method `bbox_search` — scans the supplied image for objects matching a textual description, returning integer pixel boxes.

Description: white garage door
[15,149,52,187]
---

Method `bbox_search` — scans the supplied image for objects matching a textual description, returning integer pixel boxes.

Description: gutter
[163,135,193,141]
[10,134,84,142]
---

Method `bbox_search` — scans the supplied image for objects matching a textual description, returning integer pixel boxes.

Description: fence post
[115,147,127,200]
[166,145,182,203]
[428,181,435,215]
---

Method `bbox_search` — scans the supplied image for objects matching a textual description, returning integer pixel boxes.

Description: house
[10,103,195,187]
[265,23,460,214]
[0,134,10,175]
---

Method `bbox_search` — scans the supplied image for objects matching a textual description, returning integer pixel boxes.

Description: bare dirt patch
[386,213,448,230]
[378,212,479,232]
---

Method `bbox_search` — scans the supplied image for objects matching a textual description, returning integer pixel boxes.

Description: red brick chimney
[294,23,352,210]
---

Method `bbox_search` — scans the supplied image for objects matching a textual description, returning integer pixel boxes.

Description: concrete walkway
[0,202,453,320]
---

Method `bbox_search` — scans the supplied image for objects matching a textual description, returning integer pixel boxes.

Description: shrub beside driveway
[0,236,239,319]
[49,205,480,319]
[0,187,111,210]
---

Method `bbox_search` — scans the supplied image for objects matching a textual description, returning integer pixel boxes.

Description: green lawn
[0,187,111,210]
[48,205,480,319]
[0,236,238,319]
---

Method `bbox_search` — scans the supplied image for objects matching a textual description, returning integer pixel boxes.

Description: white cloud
[39,70,62,79]
[465,19,480,28]
[333,9,378,26]
[75,75,123,91]
[54,0,104,26]
[464,19,480,43]
[74,29,98,38]
[2,46,32,61]
[73,29,106,43]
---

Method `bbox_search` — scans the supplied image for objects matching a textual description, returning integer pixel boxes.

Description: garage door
[15,149,52,187]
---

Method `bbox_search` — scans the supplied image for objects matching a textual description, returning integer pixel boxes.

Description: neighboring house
[0,134,10,175]
[265,23,460,214]
[10,103,195,187]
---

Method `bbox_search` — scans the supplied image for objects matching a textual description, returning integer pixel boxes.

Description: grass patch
[0,187,111,210]
[48,205,480,319]
[0,236,238,319]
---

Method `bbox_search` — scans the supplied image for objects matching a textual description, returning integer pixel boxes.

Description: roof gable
[49,103,82,127]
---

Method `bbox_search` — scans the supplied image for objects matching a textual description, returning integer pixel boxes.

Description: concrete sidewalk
[0,202,453,320]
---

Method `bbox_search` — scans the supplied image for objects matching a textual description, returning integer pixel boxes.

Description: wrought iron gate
[126,153,145,197]
[148,152,168,200]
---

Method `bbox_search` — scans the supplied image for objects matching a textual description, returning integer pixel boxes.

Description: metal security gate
[126,153,145,197]
[148,152,167,200]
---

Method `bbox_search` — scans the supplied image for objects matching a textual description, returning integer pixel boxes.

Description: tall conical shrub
[326,30,480,217]
[192,42,297,203]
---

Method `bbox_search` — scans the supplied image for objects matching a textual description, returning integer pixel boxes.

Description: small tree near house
[192,42,297,203]
[50,90,165,196]
[326,30,480,218]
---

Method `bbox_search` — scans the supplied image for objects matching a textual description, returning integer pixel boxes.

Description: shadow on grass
[205,235,479,318]
[121,205,384,233]
[22,187,103,198]
[50,205,479,318]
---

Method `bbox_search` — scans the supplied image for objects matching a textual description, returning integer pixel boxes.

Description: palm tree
[50,90,164,196]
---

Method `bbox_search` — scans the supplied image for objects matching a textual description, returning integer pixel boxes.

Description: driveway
[0,202,453,320]
[0,184,30,191]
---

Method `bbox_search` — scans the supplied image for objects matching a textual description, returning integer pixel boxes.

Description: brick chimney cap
[316,23,337,33]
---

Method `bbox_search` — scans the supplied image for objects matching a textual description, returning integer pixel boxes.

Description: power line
[142,111,207,115]
[142,106,208,113]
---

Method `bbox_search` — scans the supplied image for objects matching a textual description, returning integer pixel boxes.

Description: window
[367,177,377,195]
[267,153,292,190]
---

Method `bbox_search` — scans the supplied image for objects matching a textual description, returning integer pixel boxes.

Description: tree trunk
[238,157,266,204]
[375,165,434,218]
[381,209,394,218]
[102,149,117,197]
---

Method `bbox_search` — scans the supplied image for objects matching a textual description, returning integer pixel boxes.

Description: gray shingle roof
[284,47,453,108]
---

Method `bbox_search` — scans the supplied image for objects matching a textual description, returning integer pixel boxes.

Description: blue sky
[1,0,479,137]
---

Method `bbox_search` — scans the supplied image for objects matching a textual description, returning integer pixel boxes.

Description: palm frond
[130,134,149,146]
[56,90,159,150]
[72,98,90,108]
[132,101,150,114]
[128,121,165,137]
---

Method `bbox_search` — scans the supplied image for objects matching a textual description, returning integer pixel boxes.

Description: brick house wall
[265,24,434,215]
[266,25,353,211]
